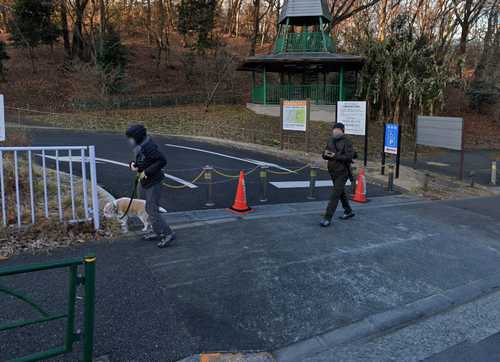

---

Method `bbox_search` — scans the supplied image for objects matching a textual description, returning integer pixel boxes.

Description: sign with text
[416,116,463,151]
[282,100,307,132]
[0,95,4,141]
[384,123,399,154]
[336,101,367,136]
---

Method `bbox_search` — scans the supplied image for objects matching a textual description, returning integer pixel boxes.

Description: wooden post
[280,99,284,150]
[306,99,311,153]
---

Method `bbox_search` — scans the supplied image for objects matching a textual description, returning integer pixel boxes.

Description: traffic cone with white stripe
[352,167,368,203]
[230,171,252,213]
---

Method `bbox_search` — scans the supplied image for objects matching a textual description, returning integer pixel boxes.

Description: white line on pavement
[37,154,198,189]
[164,143,294,172]
[270,180,351,189]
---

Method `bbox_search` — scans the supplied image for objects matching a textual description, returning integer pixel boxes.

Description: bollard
[423,173,430,192]
[492,161,497,185]
[259,165,269,203]
[308,165,318,200]
[203,166,215,207]
[386,164,394,192]
[469,171,475,188]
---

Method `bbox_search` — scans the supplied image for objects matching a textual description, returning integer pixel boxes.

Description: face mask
[127,138,136,147]
[333,132,343,139]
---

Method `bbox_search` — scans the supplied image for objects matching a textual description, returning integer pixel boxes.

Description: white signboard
[282,100,307,132]
[336,101,367,136]
[0,95,4,141]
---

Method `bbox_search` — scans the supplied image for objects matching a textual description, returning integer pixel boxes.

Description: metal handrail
[0,255,96,362]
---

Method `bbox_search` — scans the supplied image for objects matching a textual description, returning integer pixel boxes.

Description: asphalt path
[24,128,388,212]
[2,196,500,361]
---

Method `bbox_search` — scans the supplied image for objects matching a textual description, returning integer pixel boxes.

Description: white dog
[103,198,166,232]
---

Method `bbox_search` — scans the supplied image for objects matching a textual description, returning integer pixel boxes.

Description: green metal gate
[0,255,96,361]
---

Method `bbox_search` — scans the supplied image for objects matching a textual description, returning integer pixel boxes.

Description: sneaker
[157,232,176,248]
[320,219,331,227]
[339,211,355,220]
[143,232,160,241]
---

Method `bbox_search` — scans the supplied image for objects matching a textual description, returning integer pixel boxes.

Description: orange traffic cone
[352,168,368,203]
[230,171,252,213]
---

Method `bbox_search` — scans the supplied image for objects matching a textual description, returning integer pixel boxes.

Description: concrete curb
[161,195,430,231]
[273,273,500,362]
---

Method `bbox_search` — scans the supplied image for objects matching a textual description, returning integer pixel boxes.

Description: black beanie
[126,124,147,144]
[333,122,345,132]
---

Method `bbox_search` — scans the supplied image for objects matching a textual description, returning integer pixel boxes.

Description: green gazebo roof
[279,0,332,25]
[237,52,365,73]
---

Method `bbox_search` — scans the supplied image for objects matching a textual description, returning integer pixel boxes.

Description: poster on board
[336,101,366,136]
[0,95,4,141]
[282,100,307,132]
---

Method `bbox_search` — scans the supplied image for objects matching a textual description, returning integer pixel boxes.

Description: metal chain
[267,164,310,175]
[162,169,206,189]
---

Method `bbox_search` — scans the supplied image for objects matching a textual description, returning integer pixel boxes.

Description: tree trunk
[60,0,71,58]
[72,0,89,61]
[249,0,260,55]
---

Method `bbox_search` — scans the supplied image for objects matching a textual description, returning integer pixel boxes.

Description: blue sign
[384,123,399,155]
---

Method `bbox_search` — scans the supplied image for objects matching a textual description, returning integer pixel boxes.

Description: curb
[273,273,500,362]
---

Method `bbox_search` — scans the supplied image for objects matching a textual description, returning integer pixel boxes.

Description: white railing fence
[0,146,99,230]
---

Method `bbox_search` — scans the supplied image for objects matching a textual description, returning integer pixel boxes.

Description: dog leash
[120,175,140,220]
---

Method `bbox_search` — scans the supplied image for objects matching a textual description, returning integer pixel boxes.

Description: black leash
[120,175,140,219]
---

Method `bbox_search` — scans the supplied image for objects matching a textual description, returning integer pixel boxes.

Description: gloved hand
[129,161,138,172]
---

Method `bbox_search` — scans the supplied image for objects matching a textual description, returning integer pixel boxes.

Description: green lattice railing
[273,32,335,53]
[251,84,356,105]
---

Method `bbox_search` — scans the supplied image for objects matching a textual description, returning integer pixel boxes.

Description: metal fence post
[83,255,96,362]
[492,160,497,185]
[259,165,269,203]
[203,166,215,207]
[0,150,5,226]
[88,146,100,230]
[14,151,21,227]
[308,165,318,200]
[64,265,78,353]
[386,165,394,192]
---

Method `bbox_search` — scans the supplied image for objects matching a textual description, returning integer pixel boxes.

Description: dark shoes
[320,219,332,227]
[339,211,355,220]
[157,232,176,248]
[143,232,160,241]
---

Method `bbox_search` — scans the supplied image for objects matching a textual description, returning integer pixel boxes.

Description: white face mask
[333,129,344,139]
[127,138,136,147]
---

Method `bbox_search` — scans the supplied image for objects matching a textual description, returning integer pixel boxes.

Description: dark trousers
[141,183,172,235]
[324,171,352,221]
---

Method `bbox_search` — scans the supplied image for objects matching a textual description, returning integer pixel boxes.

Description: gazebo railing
[252,84,356,105]
[273,32,335,53]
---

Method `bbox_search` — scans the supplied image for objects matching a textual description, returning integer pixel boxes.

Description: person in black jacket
[320,122,355,227]
[126,124,175,247]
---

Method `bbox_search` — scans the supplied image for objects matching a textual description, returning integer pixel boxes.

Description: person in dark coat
[126,124,175,247]
[320,122,355,227]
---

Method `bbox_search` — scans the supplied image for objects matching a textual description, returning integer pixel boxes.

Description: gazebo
[238,0,364,115]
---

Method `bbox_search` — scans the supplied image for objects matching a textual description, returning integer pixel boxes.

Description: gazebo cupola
[238,0,364,107]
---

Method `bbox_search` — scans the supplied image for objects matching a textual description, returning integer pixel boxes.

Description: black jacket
[322,135,354,174]
[132,137,167,188]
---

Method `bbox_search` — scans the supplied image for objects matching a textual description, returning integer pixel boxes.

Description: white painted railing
[0,146,99,230]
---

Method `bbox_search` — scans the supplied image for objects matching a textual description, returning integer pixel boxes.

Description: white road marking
[164,143,294,172]
[38,154,198,189]
[426,161,450,167]
[270,180,351,189]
